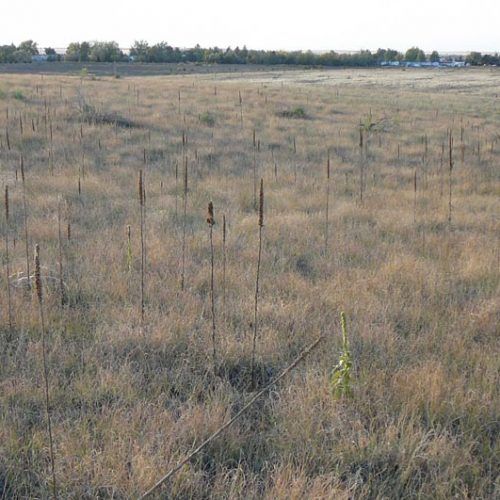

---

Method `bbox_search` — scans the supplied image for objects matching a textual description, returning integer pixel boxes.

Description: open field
[0,67,499,498]
[0,62,305,77]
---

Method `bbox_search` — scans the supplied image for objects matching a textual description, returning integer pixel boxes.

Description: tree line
[0,40,498,66]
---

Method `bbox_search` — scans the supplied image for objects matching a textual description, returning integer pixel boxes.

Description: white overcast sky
[1,0,499,53]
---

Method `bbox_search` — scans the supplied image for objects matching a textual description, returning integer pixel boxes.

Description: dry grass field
[0,66,499,499]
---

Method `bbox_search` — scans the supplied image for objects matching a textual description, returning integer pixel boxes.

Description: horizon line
[1,41,498,55]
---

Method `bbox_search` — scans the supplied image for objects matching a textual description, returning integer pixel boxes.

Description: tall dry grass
[0,67,498,498]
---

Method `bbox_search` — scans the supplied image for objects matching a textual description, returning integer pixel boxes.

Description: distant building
[31,54,49,62]
[380,59,468,68]
[32,53,62,62]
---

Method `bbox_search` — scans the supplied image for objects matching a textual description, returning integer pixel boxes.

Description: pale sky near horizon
[1,0,499,53]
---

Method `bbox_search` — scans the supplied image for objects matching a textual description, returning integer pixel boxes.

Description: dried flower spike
[4,185,9,222]
[207,201,215,226]
[20,155,25,183]
[258,179,264,227]
[138,169,144,206]
[34,244,42,303]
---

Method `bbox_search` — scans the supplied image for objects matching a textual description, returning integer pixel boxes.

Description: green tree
[18,40,38,55]
[375,48,386,63]
[405,46,426,62]
[0,44,16,63]
[65,42,90,62]
[430,50,440,63]
[11,50,32,63]
[481,53,500,65]
[384,48,402,62]
[65,42,79,61]
[80,42,91,62]
[465,51,482,65]
[89,41,123,62]
[45,47,60,61]
[150,42,173,62]
[130,40,150,62]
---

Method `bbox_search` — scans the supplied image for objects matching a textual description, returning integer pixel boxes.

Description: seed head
[4,185,8,222]
[449,133,454,171]
[34,244,42,303]
[183,157,188,195]
[20,155,25,183]
[138,169,144,206]
[258,179,264,227]
[207,201,215,226]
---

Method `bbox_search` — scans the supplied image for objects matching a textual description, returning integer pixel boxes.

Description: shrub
[200,111,216,127]
[278,107,307,119]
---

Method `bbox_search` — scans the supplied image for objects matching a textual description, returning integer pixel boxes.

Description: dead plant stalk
[251,179,264,389]
[207,201,217,371]
[34,244,57,499]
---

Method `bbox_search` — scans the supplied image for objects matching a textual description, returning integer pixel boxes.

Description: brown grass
[0,67,499,498]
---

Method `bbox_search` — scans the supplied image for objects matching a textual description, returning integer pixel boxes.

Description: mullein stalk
[143,150,148,271]
[207,202,217,372]
[174,159,179,221]
[222,214,227,324]
[293,137,297,184]
[253,135,257,211]
[413,168,417,225]
[325,151,330,256]
[239,90,243,128]
[180,157,188,290]
[448,131,454,225]
[126,225,132,273]
[4,186,12,328]
[251,179,264,389]
[331,311,353,398]
[20,155,30,289]
[35,244,57,498]
[57,198,66,307]
[139,170,145,324]
[359,125,364,204]
[439,142,444,198]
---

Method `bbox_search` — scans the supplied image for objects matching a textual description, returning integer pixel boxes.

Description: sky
[1,0,499,53]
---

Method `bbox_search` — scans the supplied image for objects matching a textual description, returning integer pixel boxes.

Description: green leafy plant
[360,113,377,132]
[331,312,353,398]
[200,111,216,127]
[278,107,307,119]
[12,90,25,100]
